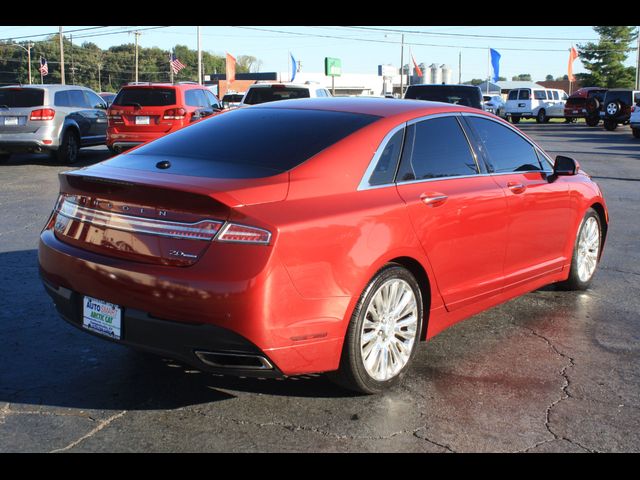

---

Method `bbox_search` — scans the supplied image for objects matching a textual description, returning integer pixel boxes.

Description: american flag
[39,57,48,76]
[170,53,186,75]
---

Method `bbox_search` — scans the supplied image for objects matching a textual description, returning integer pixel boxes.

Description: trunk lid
[50,162,288,266]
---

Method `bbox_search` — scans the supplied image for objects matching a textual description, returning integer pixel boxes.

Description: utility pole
[197,26,202,85]
[97,63,102,92]
[458,51,461,84]
[59,26,65,85]
[133,31,141,83]
[399,34,404,97]
[70,34,75,85]
[636,26,639,90]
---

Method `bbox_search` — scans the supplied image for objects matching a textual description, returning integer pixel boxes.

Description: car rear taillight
[215,223,272,245]
[30,108,55,121]
[163,108,186,120]
[108,110,124,124]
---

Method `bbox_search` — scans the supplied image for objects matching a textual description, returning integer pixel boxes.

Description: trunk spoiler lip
[60,163,291,208]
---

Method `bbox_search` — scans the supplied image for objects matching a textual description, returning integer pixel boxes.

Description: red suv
[107,82,221,153]
[564,87,608,127]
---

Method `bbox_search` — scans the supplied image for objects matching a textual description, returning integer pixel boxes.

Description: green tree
[465,78,485,86]
[236,55,262,73]
[577,26,637,88]
[511,74,532,81]
[545,74,554,81]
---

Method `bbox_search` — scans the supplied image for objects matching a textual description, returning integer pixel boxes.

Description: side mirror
[549,155,579,182]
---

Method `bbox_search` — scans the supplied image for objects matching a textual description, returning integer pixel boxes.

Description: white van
[505,87,569,124]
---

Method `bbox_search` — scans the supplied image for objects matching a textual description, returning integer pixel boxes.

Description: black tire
[510,115,521,124]
[0,153,10,164]
[585,97,600,114]
[556,209,602,291]
[603,119,618,131]
[564,117,576,123]
[633,128,640,139]
[328,264,424,394]
[536,109,546,124]
[107,145,119,155]
[586,116,600,127]
[56,130,80,165]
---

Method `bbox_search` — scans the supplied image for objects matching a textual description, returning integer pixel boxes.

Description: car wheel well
[589,202,608,258]
[61,125,80,144]
[387,256,431,341]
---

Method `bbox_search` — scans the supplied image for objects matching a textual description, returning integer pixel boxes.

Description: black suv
[601,89,640,131]
[404,84,483,110]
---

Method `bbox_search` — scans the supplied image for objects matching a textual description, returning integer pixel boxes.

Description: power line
[334,26,602,43]
[231,26,635,53]
[0,26,110,43]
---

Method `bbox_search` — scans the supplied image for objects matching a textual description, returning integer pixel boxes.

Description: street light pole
[133,31,141,83]
[197,26,202,85]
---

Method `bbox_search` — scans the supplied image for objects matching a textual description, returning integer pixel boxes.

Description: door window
[397,116,479,182]
[465,116,543,173]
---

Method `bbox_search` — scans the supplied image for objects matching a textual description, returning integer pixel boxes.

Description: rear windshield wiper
[120,102,142,109]
[0,104,9,109]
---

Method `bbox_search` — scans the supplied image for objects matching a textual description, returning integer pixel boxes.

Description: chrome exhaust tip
[194,351,274,370]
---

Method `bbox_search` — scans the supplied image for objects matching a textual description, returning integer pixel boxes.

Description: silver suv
[0,84,108,164]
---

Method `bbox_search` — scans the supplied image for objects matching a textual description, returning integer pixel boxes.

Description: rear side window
[243,87,311,105]
[518,90,530,100]
[113,88,176,107]
[68,90,90,108]
[106,107,381,177]
[534,90,546,100]
[366,128,405,187]
[0,88,44,107]
[466,116,542,173]
[184,89,207,107]
[553,91,560,100]
[397,116,478,182]
[54,91,71,107]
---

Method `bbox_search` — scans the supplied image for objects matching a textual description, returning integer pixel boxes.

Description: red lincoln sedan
[38,98,608,394]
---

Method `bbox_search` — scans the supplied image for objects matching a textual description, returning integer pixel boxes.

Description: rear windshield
[404,86,481,108]
[105,107,381,177]
[223,94,243,103]
[113,88,176,107]
[243,87,310,105]
[0,88,45,108]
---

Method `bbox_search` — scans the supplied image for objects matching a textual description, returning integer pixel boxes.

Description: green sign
[325,57,342,77]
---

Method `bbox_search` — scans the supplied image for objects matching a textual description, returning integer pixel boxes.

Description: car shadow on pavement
[0,249,356,413]
[1,147,113,168]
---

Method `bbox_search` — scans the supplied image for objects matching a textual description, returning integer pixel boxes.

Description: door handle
[507,182,527,194]
[420,193,448,207]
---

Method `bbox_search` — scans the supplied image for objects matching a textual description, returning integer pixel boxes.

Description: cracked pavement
[1,123,639,452]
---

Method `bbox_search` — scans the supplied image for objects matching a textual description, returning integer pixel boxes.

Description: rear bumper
[41,277,283,377]
[0,126,60,152]
[107,128,175,148]
[38,228,348,376]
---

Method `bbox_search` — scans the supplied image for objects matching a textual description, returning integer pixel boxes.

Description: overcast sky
[1,26,636,81]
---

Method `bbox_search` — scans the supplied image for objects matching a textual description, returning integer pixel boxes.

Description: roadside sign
[325,57,342,77]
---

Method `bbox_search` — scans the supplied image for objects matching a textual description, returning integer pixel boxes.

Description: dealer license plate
[4,116,18,125]
[82,296,122,340]
[135,116,150,125]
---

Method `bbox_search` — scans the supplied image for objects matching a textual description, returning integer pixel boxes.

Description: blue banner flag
[290,53,297,82]
[490,48,501,83]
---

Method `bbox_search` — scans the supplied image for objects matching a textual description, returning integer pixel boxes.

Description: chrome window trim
[357,111,554,192]
[357,123,406,191]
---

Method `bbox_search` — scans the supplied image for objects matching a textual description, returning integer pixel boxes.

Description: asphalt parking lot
[1,122,639,453]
